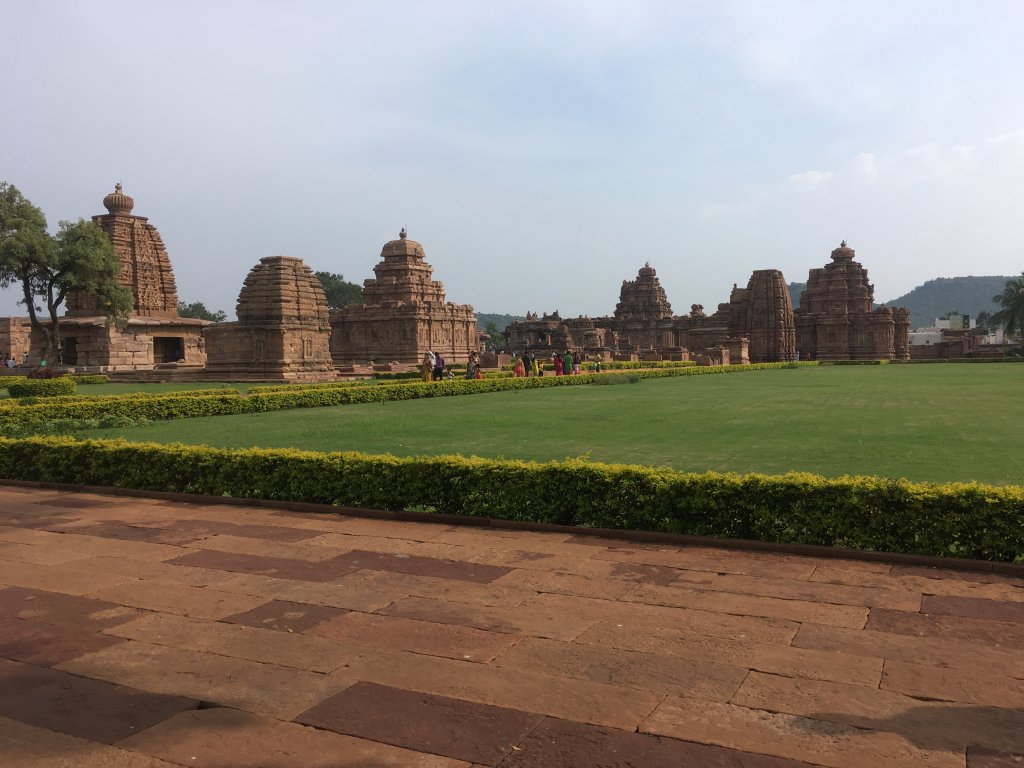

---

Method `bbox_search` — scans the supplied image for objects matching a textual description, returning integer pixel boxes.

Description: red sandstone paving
[2,485,1023,767]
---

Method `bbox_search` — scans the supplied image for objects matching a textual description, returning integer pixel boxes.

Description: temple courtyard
[0,484,1021,767]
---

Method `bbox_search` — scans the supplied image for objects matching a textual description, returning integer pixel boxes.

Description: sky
[2,0,1023,319]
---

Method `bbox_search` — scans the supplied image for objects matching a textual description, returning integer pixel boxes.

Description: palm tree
[992,273,1024,339]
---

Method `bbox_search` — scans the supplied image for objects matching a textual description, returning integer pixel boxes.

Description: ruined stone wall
[0,317,32,363]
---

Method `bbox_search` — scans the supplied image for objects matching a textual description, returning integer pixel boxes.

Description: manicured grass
[78,364,1024,485]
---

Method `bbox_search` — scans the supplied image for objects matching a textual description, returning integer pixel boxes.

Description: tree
[482,321,500,351]
[992,273,1024,339]
[0,182,132,364]
[177,301,226,322]
[314,271,362,309]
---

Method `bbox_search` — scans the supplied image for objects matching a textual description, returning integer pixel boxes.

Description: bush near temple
[1,388,241,408]
[0,435,1019,562]
[6,378,76,397]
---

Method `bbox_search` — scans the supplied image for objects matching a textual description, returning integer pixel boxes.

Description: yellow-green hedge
[0,435,1020,562]
[0,363,808,428]
[7,379,76,398]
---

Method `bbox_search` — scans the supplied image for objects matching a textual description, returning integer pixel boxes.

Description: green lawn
[77,364,1024,485]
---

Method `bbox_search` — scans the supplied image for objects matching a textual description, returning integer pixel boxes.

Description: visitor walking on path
[531,356,539,377]
[553,353,563,376]
[564,350,573,376]
[421,353,433,382]
[433,352,446,381]
[513,356,526,377]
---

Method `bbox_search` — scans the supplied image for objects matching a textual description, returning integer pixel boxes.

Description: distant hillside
[789,276,1015,328]
[476,313,524,332]
[788,282,806,307]
[881,276,1014,328]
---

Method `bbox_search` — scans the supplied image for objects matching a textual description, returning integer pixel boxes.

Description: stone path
[1,484,1022,767]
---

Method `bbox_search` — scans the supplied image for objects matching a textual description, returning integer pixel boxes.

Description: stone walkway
[0,484,1022,767]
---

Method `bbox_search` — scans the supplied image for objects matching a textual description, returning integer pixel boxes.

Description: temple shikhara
[794,241,910,361]
[0,183,913,379]
[204,256,335,381]
[33,184,209,369]
[329,229,478,367]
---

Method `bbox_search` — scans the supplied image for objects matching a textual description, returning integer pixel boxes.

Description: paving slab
[2,484,1022,767]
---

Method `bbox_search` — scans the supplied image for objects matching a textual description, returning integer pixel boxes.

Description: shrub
[7,378,76,398]
[27,368,65,379]
[0,436,1020,562]
[69,375,110,384]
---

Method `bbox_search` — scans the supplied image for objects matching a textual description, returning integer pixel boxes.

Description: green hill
[476,313,524,332]
[880,276,1014,328]
[789,276,1015,328]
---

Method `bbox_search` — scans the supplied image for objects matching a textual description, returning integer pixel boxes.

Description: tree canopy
[992,273,1024,339]
[314,271,362,309]
[177,301,227,322]
[0,182,131,363]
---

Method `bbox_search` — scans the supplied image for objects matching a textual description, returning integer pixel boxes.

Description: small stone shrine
[204,256,336,381]
[795,242,910,360]
[329,230,478,365]
[31,184,208,370]
[723,269,797,362]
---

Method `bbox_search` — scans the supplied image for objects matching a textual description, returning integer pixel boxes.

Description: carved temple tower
[329,230,478,365]
[794,242,909,361]
[36,184,208,370]
[725,269,797,362]
[204,256,335,381]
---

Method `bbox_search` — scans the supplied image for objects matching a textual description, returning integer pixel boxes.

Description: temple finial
[399,227,407,240]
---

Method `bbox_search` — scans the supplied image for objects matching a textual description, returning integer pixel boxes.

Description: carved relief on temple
[794,242,910,361]
[67,184,180,319]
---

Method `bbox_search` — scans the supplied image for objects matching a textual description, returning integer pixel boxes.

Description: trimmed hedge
[70,375,110,384]
[7,378,76,398]
[0,363,808,429]
[0,436,1020,562]
[1,388,242,408]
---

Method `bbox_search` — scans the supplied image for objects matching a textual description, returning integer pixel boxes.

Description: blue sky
[3,1,1023,319]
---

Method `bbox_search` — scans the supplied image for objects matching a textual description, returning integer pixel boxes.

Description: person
[445,367,454,381]
[433,352,445,381]
[594,358,602,373]
[563,350,572,376]
[553,353,563,376]
[465,352,479,380]
[569,350,579,375]
[513,356,526,377]
[531,356,539,377]
[421,352,433,382]
[4,353,13,369]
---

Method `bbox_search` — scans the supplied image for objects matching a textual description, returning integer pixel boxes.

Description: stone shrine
[723,269,797,362]
[29,184,208,370]
[204,256,335,381]
[795,242,910,361]
[329,230,478,365]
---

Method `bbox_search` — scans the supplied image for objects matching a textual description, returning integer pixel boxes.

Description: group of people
[512,350,587,377]
[421,350,483,381]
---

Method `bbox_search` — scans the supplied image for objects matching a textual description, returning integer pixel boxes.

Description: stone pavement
[0,484,1022,767]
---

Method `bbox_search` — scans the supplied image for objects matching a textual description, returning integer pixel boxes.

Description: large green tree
[992,273,1024,339]
[177,301,227,322]
[314,271,362,309]
[0,182,132,363]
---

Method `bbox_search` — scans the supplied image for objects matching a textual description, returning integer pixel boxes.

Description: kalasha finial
[841,239,847,248]
[115,182,123,193]
[399,227,407,240]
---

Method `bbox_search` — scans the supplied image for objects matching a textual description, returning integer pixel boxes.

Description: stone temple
[505,263,798,364]
[795,242,910,361]
[204,256,335,381]
[32,184,209,370]
[329,230,478,365]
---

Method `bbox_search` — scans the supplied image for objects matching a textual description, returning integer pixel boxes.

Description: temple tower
[727,269,797,362]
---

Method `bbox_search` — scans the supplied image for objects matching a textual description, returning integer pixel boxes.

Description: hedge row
[502,359,699,372]
[7,379,76,398]
[0,388,242,409]
[0,436,1019,562]
[0,362,808,428]
[0,374,109,389]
